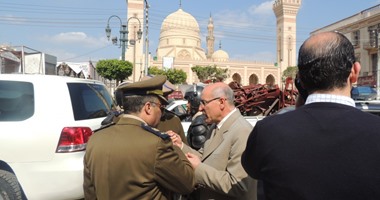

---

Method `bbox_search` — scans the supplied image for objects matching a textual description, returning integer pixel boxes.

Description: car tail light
[56,127,93,153]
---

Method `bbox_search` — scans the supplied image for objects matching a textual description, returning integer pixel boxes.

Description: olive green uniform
[157,110,188,145]
[84,116,194,200]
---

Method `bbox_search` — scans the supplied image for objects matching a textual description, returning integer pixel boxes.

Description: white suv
[0,74,115,200]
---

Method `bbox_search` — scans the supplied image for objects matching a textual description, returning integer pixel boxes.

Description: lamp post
[105,15,143,81]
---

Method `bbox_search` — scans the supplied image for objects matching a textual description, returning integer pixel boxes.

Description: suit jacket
[242,102,380,200]
[182,109,257,200]
[83,116,195,200]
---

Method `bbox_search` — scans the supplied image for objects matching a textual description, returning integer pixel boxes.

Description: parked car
[355,100,380,117]
[0,74,115,200]
[167,99,188,118]
[351,86,377,101]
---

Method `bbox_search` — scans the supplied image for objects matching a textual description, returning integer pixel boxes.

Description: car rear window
[0,80,34,121]
[68,83,114,120]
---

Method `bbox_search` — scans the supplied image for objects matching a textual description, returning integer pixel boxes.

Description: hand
[186,153,201,168]
[166,131,183,148]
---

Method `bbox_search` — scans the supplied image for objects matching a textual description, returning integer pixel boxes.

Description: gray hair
[211,86,235,106]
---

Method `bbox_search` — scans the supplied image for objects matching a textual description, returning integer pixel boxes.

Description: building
[125,0,301,86]
[56,61,96,79]
[311,4,380,88]
[0,45,57,75]
[273,0,301,72]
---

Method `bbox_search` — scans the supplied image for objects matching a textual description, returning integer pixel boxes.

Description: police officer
[83,75,195,200]
[131,74,188,145]
[183,85,204,122]
[183,85,215,150]
[155,77,188,145]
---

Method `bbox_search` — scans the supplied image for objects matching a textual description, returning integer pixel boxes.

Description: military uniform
[83,75,195,200]
[157,109,188,145]
[142,75,188,145]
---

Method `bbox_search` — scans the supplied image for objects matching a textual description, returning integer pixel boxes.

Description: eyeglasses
[150,101,166,111]
[200,97,221,106]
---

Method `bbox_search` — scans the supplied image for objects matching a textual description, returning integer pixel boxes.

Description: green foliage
[148,66,187,84]
[282,66,298,81]
[148,66,166,75]
[165,68,187,84]
[191,65,228,82]
[96,59,133,85]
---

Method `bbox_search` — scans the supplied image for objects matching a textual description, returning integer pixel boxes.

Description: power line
[60,44,114,62]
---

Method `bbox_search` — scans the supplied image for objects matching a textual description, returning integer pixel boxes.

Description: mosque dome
[212,49,229,62]
[157,8,206,61]
[161,8,200,33]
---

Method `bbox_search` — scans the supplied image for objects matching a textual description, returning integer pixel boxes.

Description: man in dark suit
[242,31,380,200]
[83,75,194,200]
[169,82,257,200]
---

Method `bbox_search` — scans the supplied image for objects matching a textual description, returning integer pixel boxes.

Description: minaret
[126,0,144,82]
[273,0,301,72]
[206,13,215,59]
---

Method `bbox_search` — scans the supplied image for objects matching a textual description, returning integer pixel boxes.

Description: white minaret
[273,0,301,72]
[126,0,144,82]
[206,13,215,59]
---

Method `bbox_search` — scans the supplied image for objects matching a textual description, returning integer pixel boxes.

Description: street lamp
[105,15,143,64]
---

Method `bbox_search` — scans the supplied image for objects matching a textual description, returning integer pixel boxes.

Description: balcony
[363,42,378,51]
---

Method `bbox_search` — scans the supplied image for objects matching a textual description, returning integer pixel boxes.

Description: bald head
[203,82,235,106]
[302,32,340,57]
[200,82,236,124]
[297,31,356,93]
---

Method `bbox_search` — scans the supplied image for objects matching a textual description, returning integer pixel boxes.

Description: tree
[191,65,209,82]
[148,66,166,75]
[165,68,187,84]
[191,65,228,83]
[148,66,187,84]
[96,59,133,86]
[282,66,298,82]
[214,67,229,82]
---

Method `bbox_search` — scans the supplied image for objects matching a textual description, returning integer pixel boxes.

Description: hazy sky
[1,0,379,63]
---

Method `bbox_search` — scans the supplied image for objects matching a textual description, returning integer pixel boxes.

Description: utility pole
[144,0,150,76]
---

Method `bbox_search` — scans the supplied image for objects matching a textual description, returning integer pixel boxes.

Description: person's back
[242,31,380,200]
[85,117,193,199]
[83,75,194,199]
[248,104,380,199]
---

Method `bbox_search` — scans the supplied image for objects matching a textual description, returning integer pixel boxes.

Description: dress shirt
[217,108,238,129]
[305,93,355,107]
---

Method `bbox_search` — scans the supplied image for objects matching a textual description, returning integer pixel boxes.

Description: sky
[1,0,380,63]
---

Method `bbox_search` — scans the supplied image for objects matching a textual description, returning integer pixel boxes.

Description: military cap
[141,74,176,96]
[117,75,168,104]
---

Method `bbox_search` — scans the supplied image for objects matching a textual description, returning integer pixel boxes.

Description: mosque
[125,0,301,86]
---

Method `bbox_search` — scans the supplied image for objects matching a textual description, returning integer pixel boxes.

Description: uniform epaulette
[96,122,116,133]
[141,123,170,140]
[101,110,122,126]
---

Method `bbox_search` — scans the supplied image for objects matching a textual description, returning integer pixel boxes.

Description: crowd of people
[83,31,380,200]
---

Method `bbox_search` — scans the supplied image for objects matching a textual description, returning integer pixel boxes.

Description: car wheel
[0,170,22,200]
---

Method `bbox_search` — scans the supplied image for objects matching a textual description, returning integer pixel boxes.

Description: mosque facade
[126,0,301,86]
